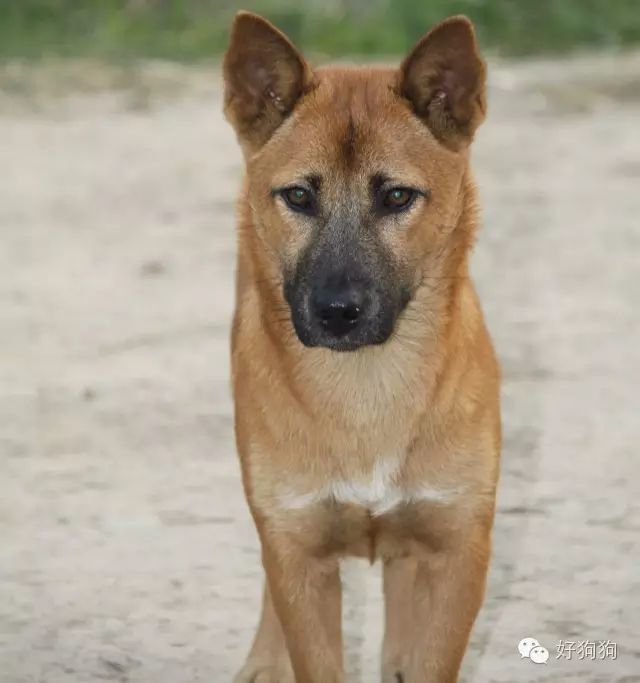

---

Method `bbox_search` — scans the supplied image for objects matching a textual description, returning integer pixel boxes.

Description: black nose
[312,285,365,338]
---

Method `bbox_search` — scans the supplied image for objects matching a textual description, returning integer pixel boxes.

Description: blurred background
[1,2,639,683]
[2,0,640,58]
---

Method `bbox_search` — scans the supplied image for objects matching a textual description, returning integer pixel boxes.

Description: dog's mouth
[296,328,393,352]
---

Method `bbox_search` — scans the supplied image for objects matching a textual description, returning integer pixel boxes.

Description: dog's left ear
[399,16,486,150]
[223,12,314,154]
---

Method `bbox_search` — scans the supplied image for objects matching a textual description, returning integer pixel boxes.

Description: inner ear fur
[223,11,314,153]
[400,16,487,150]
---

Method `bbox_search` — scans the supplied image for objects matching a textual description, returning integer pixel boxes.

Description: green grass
[1,0,640,61]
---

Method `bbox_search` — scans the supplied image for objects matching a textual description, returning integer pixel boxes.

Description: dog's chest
[276,456,458,518]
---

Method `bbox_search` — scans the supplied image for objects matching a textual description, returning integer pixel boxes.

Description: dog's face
[224,13,486,351]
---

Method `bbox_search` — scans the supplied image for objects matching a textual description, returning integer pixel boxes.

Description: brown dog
[223,11,500,683]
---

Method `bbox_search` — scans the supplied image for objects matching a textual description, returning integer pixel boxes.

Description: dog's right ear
[223,12,313,154]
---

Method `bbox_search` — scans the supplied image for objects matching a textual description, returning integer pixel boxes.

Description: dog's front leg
[260,531,344,683]
[406,523,492,683]
[381,556,417,681]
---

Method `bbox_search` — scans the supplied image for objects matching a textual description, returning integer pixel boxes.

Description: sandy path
[1,54,639,682]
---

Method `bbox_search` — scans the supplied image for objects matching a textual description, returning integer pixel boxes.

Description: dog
[223,11,500,683]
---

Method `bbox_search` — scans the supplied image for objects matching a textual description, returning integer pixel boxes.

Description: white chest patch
[277,458,460,517]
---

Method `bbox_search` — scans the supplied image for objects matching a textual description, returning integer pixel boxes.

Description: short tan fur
[223,12,501,683]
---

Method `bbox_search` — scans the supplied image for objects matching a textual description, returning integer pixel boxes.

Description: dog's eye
[281,187,314,213]
[383,188,416,211]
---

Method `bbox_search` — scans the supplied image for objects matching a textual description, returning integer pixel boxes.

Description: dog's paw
[381,657,409,683]
[382,672,405,683]
[233,658,295,683]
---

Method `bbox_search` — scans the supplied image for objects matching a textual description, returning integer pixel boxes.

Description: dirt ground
[1,51,639,683]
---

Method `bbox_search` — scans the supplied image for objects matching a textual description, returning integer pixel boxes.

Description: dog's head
[223,13,486,352]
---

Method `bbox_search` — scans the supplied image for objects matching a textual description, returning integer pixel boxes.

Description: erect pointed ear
[399,16,486,150]
[223,12,314,154]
